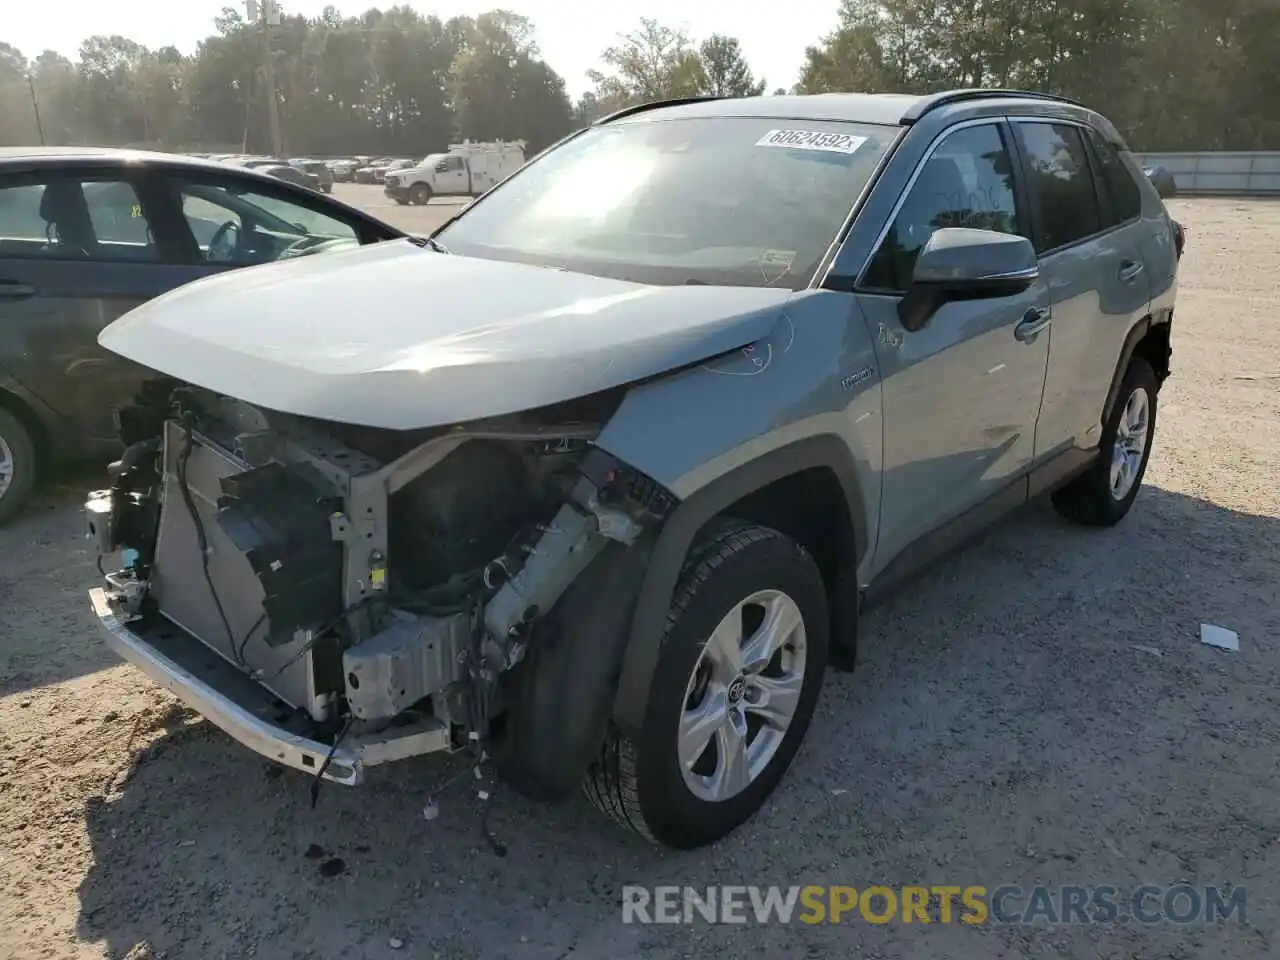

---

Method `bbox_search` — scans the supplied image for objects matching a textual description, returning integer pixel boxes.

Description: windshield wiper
[408,234,449,253]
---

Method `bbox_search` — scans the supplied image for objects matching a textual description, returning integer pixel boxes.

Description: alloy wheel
[1110,385,1151,500]
[0,434,14,500]
[677,589,808,803]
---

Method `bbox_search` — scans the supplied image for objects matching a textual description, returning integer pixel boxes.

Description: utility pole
[246,0,284,156]
[26,74,45,146]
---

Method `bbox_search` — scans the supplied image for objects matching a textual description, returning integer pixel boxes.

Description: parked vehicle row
[187,148,531,199]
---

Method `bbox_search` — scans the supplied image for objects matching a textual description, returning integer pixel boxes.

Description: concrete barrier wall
[1133,152,1280,196]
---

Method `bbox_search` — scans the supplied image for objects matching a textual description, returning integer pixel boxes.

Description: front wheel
[585,520,829,849]
[0,407,38,526]
[409,184,432,205]
[1052,357,1158,526]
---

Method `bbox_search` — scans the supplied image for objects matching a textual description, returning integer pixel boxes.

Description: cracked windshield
[0,0,1276,959]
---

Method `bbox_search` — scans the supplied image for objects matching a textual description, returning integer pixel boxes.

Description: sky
[5,0,842,99]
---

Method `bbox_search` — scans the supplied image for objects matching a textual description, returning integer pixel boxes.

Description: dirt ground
[1,196,1277,960]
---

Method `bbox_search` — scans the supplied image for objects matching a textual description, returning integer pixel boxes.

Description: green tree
[450,11,572,150]
[0,42,39,146]
[1,1,1277,153]
[587,19,709,108]
[698,35,765,97]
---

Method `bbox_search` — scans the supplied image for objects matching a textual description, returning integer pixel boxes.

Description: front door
[855,120,1051,572]
[434,156,470,195]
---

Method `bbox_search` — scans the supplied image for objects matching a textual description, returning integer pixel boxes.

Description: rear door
[0,169,187,447]
[1011,120,1152,456]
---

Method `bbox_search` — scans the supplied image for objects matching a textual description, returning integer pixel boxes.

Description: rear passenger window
[863,122,1021,292]
[1015,123,1101,251]
[0,178,158,261]
[1086,129,1142,225]
[82,180,159,259]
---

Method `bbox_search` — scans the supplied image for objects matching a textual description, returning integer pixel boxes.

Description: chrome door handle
[1118,260,1145,283]
[1014,307,1051,343]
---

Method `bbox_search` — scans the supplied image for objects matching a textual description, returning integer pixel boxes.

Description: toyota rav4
[87,89,1179,850]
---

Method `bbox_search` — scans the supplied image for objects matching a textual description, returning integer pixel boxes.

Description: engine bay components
[91,381,663,759]
[481,478,644,662]
[215,459,344,646]
[342,609,471,720]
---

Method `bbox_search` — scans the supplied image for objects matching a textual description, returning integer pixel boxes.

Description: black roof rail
[593,96,727,125]
[902,88,1085,123]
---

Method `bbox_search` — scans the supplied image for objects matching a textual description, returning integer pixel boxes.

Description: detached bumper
[89,588,451,784]
[384,183,409,202]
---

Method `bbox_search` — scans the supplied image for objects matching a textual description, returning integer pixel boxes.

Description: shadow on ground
[72,485,1279,960]
[0,463,114,696]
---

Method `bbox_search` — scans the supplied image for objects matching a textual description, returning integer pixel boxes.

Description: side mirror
[898,227,1039,333]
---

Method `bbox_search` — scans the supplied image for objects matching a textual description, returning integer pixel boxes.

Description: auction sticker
[755,129,867,154]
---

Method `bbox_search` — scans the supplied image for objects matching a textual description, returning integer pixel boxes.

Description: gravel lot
[1,197,1277,960]
[331,183,471,234]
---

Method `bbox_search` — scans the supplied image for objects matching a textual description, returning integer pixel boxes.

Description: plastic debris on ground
[1200,623,1240,652]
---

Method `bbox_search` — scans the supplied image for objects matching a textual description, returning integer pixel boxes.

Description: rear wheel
[1052,358,1158,526]
[0,407,38,525]
[585,520,829,849]
[409,183,431,205]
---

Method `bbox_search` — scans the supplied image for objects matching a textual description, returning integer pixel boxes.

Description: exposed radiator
[150,421,321,712]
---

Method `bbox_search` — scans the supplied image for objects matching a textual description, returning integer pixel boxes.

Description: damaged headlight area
[87,381,674,784]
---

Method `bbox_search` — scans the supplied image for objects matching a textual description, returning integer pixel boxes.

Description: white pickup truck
[384,143,525,205]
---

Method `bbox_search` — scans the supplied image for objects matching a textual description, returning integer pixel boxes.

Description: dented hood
[100,239,794,429]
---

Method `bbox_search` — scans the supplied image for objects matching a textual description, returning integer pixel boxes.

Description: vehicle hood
[99,239,795,430]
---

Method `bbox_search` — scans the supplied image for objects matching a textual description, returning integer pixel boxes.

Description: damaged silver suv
[87,90,1180,849]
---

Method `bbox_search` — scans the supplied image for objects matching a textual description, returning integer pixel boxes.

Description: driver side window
[175,181,357,265]
[863,123,1022,293]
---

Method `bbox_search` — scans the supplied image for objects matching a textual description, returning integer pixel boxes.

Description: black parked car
[288,159,336,193]
[261,163,321,191]
[0,147,407,522]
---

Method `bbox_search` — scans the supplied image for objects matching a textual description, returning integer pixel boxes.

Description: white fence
[1132,151,1280,196]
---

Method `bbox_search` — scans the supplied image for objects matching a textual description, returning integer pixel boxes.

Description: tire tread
[584,519,808,843]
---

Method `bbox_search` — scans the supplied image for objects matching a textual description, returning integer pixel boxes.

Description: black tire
[584,519,829,849]
[1052,357,1158,526]
[0,406,38,526]
[409,184,431,205]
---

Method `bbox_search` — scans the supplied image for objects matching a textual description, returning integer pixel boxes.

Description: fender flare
[1101,313,1170,427]
[610,434,869,736]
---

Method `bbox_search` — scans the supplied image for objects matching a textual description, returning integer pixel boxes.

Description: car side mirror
[898,228,1039,333]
